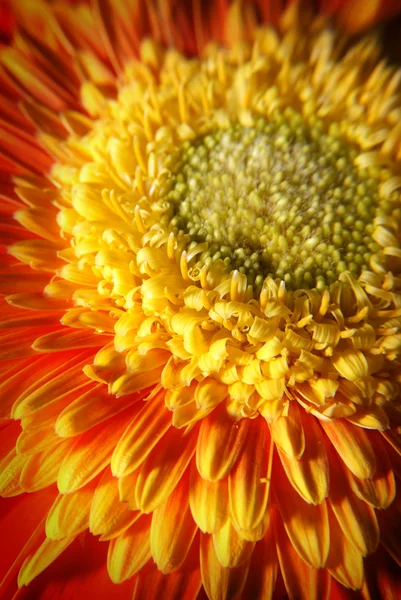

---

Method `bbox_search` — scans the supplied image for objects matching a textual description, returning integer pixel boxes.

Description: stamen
[162,108,389,290]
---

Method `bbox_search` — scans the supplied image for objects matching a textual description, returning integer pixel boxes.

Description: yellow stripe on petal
[58,410,130,493]
[213,519,255,568]
[228,419,271,532]
[322,419,376,480]
[327,444,379,556]
[274,455,330,569]
[55,384,145,437]
[200,533,250,600]
[270,400,305,459]
[275,510,331,600]
[150,470,197,574]
[14,208,62,243]
[135,427,197,513]
[46,477,99,540]
[111,390,171,477]
[196,404,250,481]
[18,537,75,587]
[325,506,364,590]
[33,328,110,352]
[118,468,140,511]
[347,432,395,509]
[90,468,140,541]
[12,357,92,419]
[278,411,329,505]
[0,449,26,497]
[189,462,229,534]
[107,515,152,583]
[20,439,74,493]
[16,428,60,456]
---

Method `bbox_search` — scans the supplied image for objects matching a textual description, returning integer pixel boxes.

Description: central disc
[166,110,383,290]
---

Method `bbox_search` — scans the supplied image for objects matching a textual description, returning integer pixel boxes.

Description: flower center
[165,109,383,290]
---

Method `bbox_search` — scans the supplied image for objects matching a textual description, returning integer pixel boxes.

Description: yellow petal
[195,378,228,410]
[332,349,368,381]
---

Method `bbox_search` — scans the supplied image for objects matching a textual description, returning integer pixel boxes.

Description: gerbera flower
[2,0,401,598]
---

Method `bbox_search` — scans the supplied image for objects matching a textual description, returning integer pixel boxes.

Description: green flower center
[166,110,384,290]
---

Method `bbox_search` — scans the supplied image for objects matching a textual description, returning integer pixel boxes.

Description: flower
[1,1,401,599]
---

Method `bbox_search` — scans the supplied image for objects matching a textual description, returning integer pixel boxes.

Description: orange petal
[46,476,99,540]
[133,543,201,600]
[12,354,93,419]
[347,432,395,510]
[107,514,152,583]
[3,351,89,420]
[20,439,74,493]
[14,207,62,242]
[200,532,250,600]
[270,400,305,459]
[90,467,140,541]
[55,384,145,437]
[275,509,331,600]
[327,441,379,556]
[150,470,197,574]
[33,328,112,352]
[322,419,376,480]
[196,403,250,481]
[0,448,26,497]
[228,418,271,532]
[377,495,401,568]
[135,426,197,513]
[273,453,330,569]
[57,410,131,494]
[278,410,329,505]
[17,427,62,455]
[111,389,171,477]
[189,461,229,534]
[18,537,74,587]
[118,468,141,510]
[326,505,364,590]
[244,524,278,600]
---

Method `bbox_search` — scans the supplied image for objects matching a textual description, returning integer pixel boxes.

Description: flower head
[1,1,401,599]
